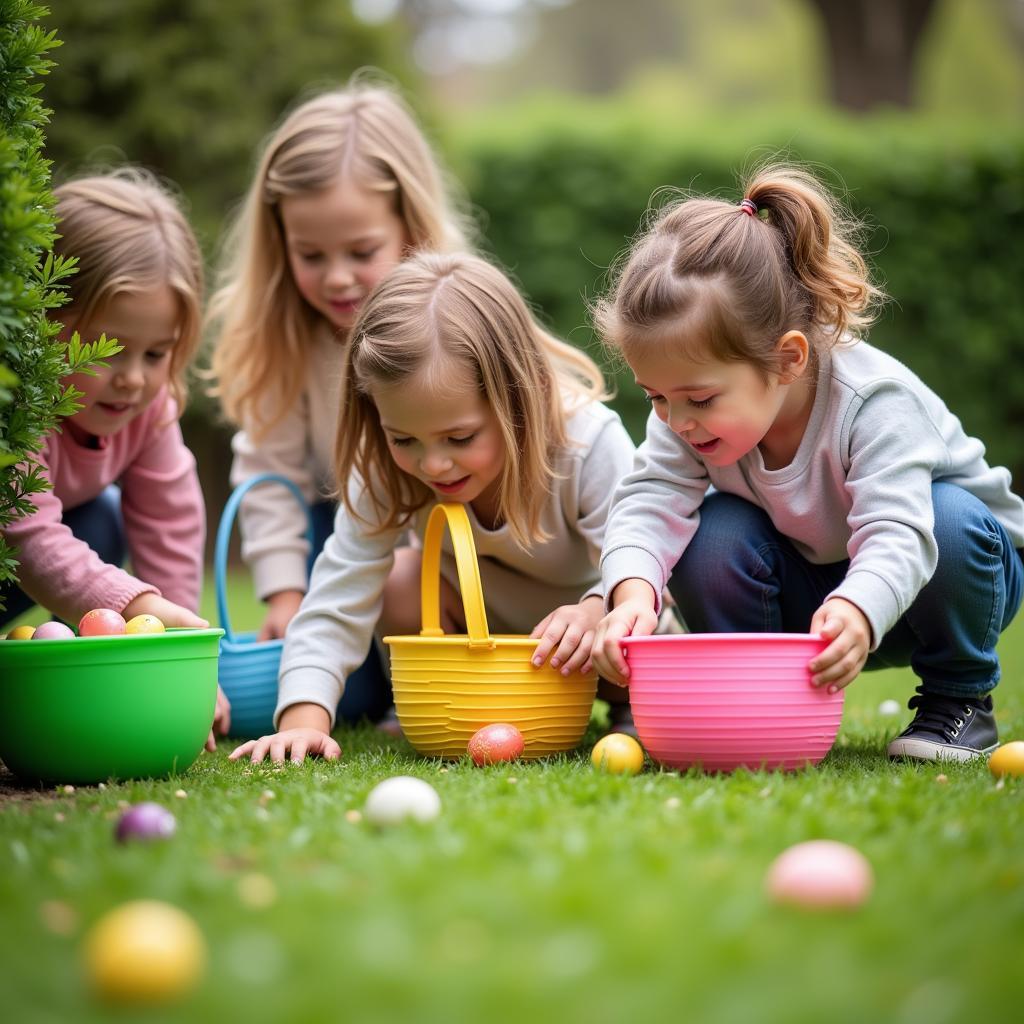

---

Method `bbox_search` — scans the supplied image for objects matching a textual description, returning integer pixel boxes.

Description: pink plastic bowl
[622,633,844,773]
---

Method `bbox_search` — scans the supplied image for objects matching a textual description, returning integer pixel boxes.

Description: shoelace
[905,692,980,740]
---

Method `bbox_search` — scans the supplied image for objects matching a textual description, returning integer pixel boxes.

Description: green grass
[2,574,1023,1023]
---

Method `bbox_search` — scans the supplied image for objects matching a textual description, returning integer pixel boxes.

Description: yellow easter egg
[6,625,36,640]
[988,741,1024,779]
[83,900,206,1004]
[591,733,645,775]
[125,614,166,634]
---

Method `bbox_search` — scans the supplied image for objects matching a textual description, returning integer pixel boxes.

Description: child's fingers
[205,730,216,753]
[229,740,256,761]
[532,618,566,668]
[290,738,309,764]
[269,739,288,763]
[559,632,593,676]
[529,611,554,641]
[249,737,273,763]
[550,622,585,670]
[319,737,342,760]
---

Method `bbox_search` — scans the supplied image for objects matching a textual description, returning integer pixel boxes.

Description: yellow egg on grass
[988,741,1024,779]
[5,625,36,640]
[125,614,166,634]
[591,733,645,775]
[83,900,206,1004]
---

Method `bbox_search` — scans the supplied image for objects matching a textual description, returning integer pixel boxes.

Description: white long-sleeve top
[229,325,343,600]
[275,399,636,727]
[601,339,1024,649]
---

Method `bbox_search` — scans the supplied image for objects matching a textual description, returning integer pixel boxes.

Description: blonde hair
[337,251,607,549]
[53,169,203,411]
[208,80,471,440]
[595,162,885,376]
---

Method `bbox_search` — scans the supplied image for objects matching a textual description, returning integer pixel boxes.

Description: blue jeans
[0,486,125,628]
[308,501,393,724]
[667,484,1024,698]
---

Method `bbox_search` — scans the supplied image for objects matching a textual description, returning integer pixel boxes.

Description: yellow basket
[383,502,598,759]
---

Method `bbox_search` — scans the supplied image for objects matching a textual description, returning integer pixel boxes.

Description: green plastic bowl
[0,627,223,784]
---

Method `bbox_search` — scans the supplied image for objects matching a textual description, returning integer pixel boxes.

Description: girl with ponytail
[591,163,1024,764]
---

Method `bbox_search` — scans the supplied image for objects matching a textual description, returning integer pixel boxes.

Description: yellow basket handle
[420,502,495,650]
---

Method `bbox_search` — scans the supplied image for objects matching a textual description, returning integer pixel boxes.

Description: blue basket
[214,473,314,739]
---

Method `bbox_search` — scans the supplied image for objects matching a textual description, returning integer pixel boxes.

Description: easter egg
[468,723,525,766]
[988,741,1024,779]
[31,621,76,640]
[591,733,645,775]
[125,614,166,634]
[83,900,206,1004]
[878,699,901,716]
[6,625,36,640]
[363,776,441,826]
[765,839,874,910]
[78,608,127,637]
[115,802,177,843]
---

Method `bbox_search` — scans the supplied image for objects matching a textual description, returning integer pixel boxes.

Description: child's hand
[258,590,305,641]
[205,686,231,752]
[530,596,604,676]
[809,597,872,692]
[228,728,341,764]
[228,702,339,764]
[591,579,659,686]
[123,593,208,629]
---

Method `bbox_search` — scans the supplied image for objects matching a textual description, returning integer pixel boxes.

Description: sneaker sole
[887,737,998,763]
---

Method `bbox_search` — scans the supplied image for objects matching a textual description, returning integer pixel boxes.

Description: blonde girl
[2,170,229,745]
[591,163,1024,763]
[230,251,637,764]
[208,81,469,654]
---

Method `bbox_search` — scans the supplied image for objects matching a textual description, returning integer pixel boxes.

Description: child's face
[372,369,506,513]
[62,285,180,440]
[280,177,410,332]
[627,340,803,467]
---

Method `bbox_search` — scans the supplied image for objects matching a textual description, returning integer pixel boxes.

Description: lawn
[1,573,1022,1024]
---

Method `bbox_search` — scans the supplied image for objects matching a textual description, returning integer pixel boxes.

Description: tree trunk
[808,0,939,111]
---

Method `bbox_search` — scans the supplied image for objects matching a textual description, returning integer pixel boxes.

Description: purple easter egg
[115,802,177,843]
[31,621,75,640]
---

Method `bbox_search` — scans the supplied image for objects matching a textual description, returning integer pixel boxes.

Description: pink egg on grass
[31,621,76,640]
[765,840,874,910]
[78,608,127,637]
[115,803,177,843]
[468,723,525,766]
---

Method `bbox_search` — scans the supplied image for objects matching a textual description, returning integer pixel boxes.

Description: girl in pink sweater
[2,170,229,744]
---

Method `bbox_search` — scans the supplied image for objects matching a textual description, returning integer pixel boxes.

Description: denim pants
[308,501,393,724]
[667,483,1024,698]
[0,486,125,628]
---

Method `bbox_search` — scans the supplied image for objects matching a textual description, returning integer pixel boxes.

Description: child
[229,251,637,763]
[591,164,1024,763]
[208,81,470,725]
[1,170,230,747]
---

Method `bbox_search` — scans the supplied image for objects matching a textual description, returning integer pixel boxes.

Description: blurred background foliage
[38,0,1024,544]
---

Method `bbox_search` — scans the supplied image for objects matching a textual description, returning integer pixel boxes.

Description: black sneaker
[887,688,998,763]
[607,703,638,738]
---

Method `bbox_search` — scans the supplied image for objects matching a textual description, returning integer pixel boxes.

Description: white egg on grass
[363,776,441,826]
[878,699,902,716]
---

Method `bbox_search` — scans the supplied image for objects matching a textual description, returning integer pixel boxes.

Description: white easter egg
[878,699,901,716]
[363,776,441,826]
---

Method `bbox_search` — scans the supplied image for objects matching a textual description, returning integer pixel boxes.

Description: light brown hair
[53,169,204,411]
[337,251,607,548]
[208,80,471,440]
[595,162,884,376]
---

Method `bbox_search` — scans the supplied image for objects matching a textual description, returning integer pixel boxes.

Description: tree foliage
[0,0,119,607]
[42,0,414,247]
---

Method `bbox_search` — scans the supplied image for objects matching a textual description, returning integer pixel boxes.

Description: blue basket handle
[214,473,314,643]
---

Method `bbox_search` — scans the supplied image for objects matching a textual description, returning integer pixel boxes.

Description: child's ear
[775,330,810,384]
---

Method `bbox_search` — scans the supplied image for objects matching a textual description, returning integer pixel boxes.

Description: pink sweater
[5,390,205,623]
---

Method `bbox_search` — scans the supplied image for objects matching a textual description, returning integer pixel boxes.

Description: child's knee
[379,547,423,635]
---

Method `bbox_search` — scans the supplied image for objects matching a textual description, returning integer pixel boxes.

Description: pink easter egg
[78,608,127,637]
[765,840,873,909]
[468,724,525,766]
[31,621,76,640]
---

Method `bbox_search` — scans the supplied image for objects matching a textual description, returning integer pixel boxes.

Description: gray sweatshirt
[276,399,636,726]
[600,339,1024,649]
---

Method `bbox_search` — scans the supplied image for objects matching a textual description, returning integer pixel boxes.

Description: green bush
[453,101,1024,483]
[0,0,118,609]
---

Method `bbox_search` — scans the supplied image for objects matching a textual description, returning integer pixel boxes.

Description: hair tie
[738,198,758,218]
